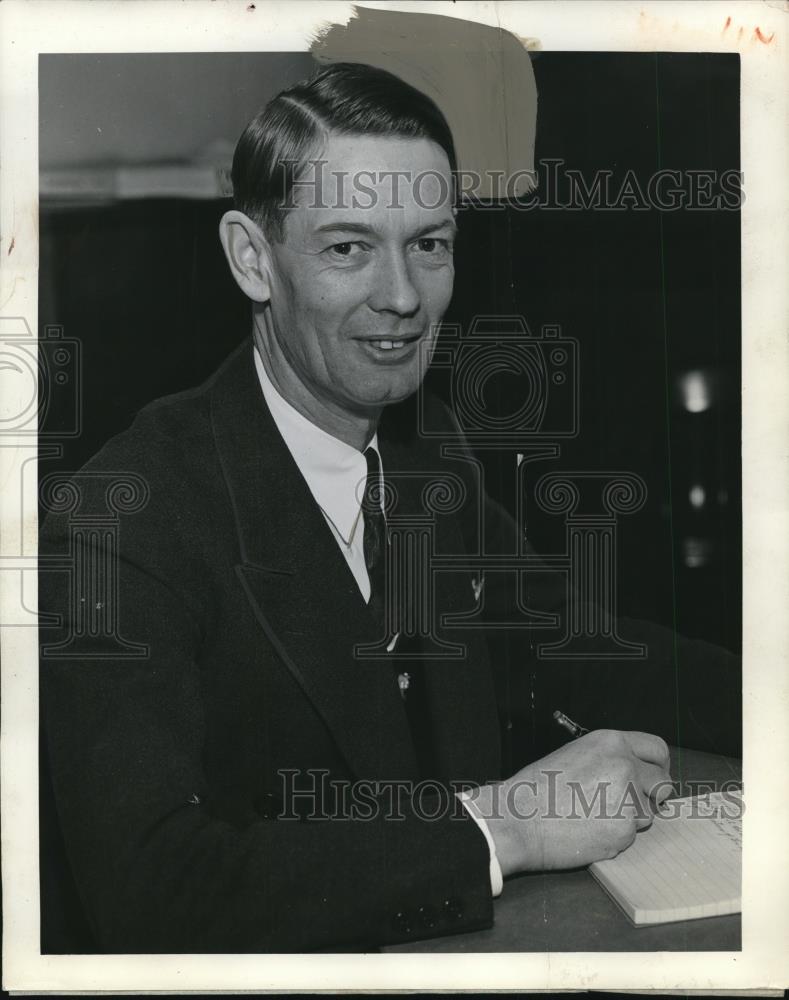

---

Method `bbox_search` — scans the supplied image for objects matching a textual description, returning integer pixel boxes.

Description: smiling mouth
[359,333,422,352]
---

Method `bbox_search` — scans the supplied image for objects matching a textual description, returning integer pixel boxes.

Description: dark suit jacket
[39,338,511,953]
[39,337,740,953]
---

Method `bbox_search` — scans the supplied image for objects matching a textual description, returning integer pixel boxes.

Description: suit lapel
[209,340,420,782]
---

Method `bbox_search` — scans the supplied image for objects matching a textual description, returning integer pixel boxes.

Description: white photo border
[1,0,787,992]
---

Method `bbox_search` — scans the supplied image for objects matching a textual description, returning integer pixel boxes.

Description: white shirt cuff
[457,790,503,897]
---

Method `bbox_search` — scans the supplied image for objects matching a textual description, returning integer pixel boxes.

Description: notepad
[589,790,742,926]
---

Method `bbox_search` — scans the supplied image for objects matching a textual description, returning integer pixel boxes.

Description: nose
[367,249,420,317]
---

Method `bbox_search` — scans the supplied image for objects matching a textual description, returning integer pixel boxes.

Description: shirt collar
[253,345,380,546]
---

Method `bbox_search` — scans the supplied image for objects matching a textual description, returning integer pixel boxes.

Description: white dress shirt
[253,345,503,896]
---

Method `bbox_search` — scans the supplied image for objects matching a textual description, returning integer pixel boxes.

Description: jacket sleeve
[39,457,494,954]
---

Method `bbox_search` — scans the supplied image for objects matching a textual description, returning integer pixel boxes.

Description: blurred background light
[682,536,712,569]
[689,484,706,509]
[678,370,712,413]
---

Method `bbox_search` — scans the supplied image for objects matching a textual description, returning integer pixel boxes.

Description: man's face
[263,133,456,417]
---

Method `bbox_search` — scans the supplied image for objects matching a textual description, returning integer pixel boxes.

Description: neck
[252,308,380,452]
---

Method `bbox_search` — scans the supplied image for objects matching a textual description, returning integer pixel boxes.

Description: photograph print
[29,3,746,960]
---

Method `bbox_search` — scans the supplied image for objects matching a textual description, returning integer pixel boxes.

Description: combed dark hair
[231,62,457,240]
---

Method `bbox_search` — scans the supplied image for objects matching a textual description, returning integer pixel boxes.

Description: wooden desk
[386,748,742,952]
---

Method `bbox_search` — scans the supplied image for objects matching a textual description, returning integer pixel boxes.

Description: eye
[415,237,452,255]
[326,241,369,260]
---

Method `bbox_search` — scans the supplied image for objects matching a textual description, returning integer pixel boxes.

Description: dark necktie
[362,446,387,627]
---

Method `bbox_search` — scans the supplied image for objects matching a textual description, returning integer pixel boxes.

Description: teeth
[373,340,406,350]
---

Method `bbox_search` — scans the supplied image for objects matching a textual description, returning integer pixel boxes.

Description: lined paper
[589,791,742,925]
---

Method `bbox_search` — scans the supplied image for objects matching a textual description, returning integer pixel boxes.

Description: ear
[218,210,273,303]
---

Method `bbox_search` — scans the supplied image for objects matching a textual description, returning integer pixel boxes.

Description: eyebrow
[312,218,459,240]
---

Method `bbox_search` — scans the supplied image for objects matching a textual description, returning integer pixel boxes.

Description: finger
[651,778,676,805]
[614,777,654,831]
[635,804,654,830]
[635,759,675,804]
[623,731,670,769]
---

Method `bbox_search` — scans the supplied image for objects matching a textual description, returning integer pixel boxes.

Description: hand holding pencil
[464,720,672,876]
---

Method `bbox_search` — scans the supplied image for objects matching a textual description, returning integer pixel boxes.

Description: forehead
[286,132,454,238]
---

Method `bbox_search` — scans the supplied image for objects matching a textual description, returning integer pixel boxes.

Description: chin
[366,376,423,408]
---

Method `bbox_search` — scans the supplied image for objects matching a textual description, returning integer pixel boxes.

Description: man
[40,63,737,953]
